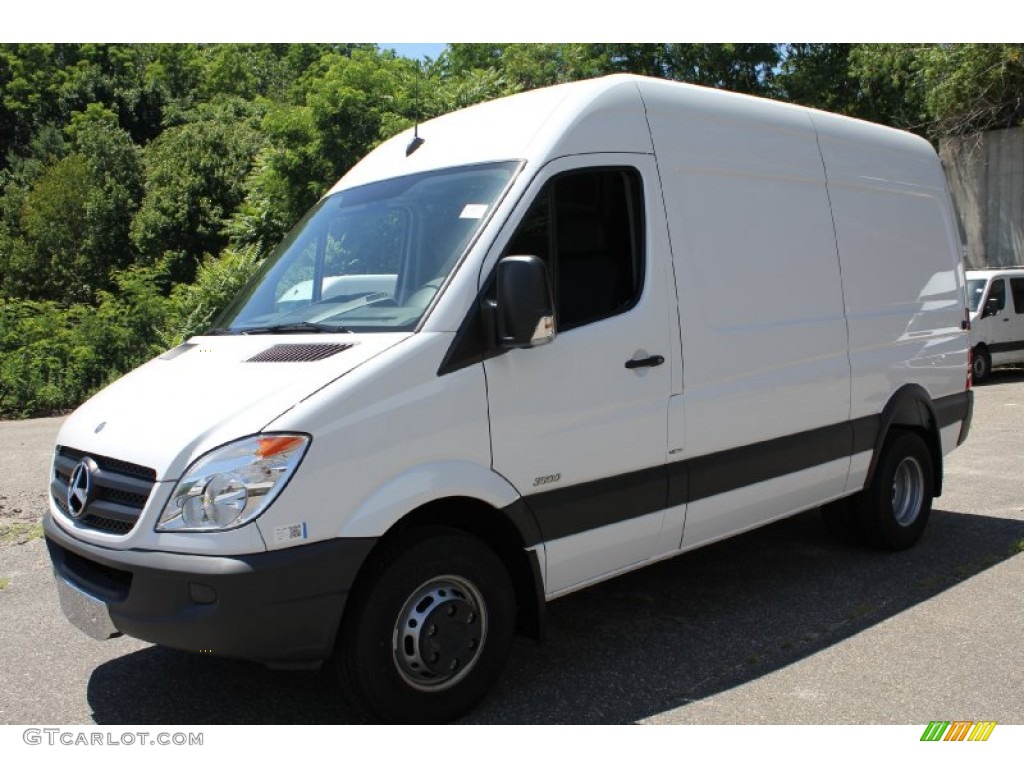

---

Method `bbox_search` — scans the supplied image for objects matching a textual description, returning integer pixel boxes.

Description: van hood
[55,333,410,481]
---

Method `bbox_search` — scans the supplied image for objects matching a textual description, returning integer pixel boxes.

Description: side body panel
[263,333,501,546]
[811,110,969,473]
[638,79,853,551]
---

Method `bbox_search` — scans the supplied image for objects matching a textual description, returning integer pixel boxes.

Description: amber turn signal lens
[257,435,306,459]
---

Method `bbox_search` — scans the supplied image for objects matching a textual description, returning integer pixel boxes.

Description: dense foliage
[2,43,1022,417]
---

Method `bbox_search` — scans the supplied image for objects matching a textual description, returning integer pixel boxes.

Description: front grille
[245,343,353,363]
[58,446,156,481]
[52,446,157,535]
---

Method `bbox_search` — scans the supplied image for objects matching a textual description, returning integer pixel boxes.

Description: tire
[335,527,515,723]
[858,430,934,551]
[972,345,991,383]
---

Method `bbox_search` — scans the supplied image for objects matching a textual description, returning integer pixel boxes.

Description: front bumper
[44,514,376,666]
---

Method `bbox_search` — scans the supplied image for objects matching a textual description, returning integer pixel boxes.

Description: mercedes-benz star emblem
[66,458,97,519]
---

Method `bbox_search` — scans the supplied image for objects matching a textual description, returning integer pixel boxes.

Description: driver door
[483,156,678,596]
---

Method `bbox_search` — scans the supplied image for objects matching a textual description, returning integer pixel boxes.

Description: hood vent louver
[245,343,354,363]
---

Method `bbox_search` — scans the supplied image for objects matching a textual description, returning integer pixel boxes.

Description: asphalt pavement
[1,376,1021,725]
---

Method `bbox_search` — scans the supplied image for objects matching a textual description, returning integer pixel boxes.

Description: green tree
[437,44,504,74]
[0,44,78,161]
[603,44,781,95]
[230,49,424,249]
[3,106,142,302]
[917,44,1024,135]
[0,266,169,418]
[6,154,91,299]
[776,44,863,114]
[847,45,931,132]
[845,44,1024,136]
[441,43,781,97]
[492,44,608,91]
[130,99,266,283]
[163,245,265,345]
[0,44,190,157]
[440,43,606,92]
[200,44,282,101]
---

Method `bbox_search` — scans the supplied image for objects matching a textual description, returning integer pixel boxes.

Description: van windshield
[211,161,520,334]
[967,279,987,312]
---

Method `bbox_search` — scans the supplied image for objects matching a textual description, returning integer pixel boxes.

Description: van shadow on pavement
[86,506,1024,724]
[975,367,1024,386]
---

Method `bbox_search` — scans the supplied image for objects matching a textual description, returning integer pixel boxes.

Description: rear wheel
[859,430,934,550]
[972,345,991,383]
[335,528,515,723]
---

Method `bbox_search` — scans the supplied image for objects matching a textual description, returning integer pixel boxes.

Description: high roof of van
[329,74,940,195]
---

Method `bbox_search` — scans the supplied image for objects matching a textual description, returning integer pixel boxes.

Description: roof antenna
[406,65,426,156]
[406,124,424,156]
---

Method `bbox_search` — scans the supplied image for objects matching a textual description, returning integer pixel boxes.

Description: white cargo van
[965,268,1024,381]
[44,75,972,723]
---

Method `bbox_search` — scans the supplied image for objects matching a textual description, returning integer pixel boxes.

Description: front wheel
[859,430,934,550]
[335,528,515,723]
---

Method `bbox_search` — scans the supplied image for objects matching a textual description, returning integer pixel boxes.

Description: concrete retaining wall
[940,127,1024,268]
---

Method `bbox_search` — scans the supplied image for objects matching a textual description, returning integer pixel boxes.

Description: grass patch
[1014,539,1024,555]
[0,522,43,545]
[0,577,9,590]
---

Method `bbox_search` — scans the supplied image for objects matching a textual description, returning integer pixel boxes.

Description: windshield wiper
[240,322,353,335]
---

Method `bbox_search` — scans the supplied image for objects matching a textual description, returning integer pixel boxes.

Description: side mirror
[982,296,1000,318]
[495,255,556,349]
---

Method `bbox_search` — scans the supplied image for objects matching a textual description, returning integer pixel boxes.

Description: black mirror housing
[495,255,556,349]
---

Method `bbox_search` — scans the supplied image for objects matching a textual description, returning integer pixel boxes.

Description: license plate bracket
[55,574,122,640]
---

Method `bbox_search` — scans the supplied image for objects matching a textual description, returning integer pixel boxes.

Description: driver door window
[504,168,644,332]
[987,279,1006,315]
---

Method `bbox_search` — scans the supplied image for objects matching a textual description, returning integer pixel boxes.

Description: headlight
[156,434,310,532]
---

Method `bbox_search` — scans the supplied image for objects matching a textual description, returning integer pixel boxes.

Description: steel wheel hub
[393,575,487,691]
[891,455,925,527]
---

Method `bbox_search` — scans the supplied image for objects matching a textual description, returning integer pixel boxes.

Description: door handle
[625,355,665,369]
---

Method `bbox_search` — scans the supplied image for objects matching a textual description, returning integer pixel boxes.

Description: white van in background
[966,268,1024,381]
[44,75,972,723]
